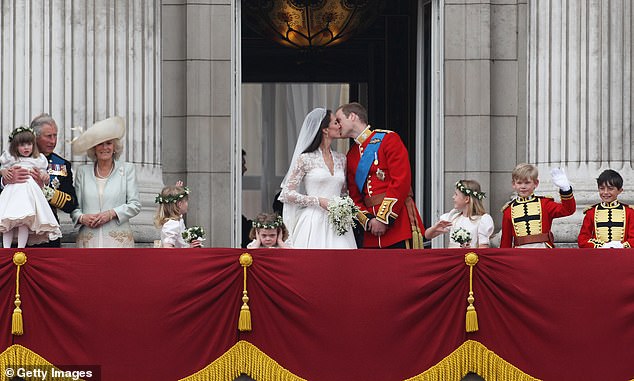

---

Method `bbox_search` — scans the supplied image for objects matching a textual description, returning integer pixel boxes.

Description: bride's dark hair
[302,110,332,154]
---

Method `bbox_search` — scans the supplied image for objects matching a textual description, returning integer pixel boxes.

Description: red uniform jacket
[578,201,634,248]
[346,128,424,248]
[500,192,576,248]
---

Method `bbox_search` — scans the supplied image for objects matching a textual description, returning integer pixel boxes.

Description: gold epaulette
[501,201,512,213]
[583,204,599,214]
[373,129,393,134]
[539,195,555,200]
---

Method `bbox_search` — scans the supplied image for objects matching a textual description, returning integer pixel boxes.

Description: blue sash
[355,132,385,194]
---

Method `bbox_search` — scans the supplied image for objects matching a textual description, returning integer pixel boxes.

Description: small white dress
[0,151,62,245]
[279,149,357,249]
[440,209,494,248]
[161,218,188,248]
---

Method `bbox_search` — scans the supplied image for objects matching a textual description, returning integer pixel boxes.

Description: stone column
[439,0,494,247]
[528,0,634,243]
[162,0,236,246]
[0,1,163,245]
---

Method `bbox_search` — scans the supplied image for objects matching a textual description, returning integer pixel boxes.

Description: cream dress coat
[71,160,141,247]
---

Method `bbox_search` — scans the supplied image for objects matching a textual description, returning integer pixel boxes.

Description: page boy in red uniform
[500,163,576,248]
[578,169,634,248]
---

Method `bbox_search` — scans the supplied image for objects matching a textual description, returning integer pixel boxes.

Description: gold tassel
[464,252,479,333]
[238,253,253,332]
[12,252,27,336]
[404,195,424,249]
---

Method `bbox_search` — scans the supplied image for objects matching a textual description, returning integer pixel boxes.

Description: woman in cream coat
[71,116,141,247]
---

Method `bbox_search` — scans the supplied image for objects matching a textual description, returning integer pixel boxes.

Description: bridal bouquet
[182,226,205,243]
[451,227,471,245]
[327,196,359,236]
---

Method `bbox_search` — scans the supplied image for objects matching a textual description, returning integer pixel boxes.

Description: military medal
[48,164,67,176]
[376,168,385,181]
[373,152,378,166]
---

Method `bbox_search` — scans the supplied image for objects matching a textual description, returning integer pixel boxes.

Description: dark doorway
[241,0,432,227]
[242,0,419,143]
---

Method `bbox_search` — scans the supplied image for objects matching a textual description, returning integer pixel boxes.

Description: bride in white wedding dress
[278,108,357,249]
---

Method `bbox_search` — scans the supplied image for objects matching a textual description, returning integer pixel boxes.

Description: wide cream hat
[72,116,125,155]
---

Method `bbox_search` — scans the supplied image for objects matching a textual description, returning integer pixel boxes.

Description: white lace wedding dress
[279,148,357,249]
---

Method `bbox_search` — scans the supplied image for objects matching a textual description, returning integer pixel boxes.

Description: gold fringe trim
[0,344,86,381]
[12,252,27,336]
[404,340,542,381]
[238,253,253,332]
[179,340,307,381]
[464,252,479,333]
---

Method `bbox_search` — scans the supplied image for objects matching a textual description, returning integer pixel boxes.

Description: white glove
[550,168,571,192]
[604,241,624,249]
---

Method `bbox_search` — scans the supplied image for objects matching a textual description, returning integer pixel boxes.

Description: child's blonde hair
[154,185,189,227]
[249,213,288,242]
[512,163,539,182]
[456,180,487,218]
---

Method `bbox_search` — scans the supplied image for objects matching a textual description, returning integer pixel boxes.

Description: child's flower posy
[182,226,205,243]
[42,186,55,201]
[451,227,471,245]
[327,196,359,236]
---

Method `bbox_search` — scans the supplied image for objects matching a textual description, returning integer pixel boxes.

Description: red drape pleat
[1,248,634,381]
[2,248,241,380]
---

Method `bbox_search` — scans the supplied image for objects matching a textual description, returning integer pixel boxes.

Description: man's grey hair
[30,113,58,136]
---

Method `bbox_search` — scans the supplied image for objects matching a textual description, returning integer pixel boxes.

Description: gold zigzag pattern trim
[404,340,541,381]
[179,340,307,381]
[0,344,85,381]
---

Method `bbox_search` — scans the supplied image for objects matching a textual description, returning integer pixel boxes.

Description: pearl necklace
[95,162,114,178]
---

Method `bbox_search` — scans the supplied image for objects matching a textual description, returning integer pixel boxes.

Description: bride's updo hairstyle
[302,109,332,154]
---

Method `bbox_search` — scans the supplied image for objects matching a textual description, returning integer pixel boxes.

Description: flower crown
[252,215,284,230]
[456,181,486,200]
[9,125,34,142]
[155,187,190,204]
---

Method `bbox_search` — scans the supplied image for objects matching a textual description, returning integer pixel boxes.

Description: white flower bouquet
[451,227,471,245]
[182,226,205,243]
[42,177,60,201]
[42,185,55,201]
[327,196,359,236]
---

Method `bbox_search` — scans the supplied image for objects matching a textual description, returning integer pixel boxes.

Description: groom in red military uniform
[336,102,424,249]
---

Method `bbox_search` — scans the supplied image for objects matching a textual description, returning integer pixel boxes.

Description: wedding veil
[280,107,327,188]
[279,107,328,238]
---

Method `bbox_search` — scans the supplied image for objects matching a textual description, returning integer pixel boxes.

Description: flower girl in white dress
[246,213,290,249]
[0,126,62,247]
[154,182,202,248]
[424,180,494,248]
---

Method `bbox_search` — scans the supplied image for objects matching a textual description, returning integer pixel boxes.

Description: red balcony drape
[1,248,633,381]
